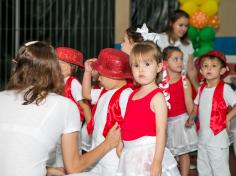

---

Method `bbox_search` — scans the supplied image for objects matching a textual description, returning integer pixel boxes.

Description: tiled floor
[189,146,236,176]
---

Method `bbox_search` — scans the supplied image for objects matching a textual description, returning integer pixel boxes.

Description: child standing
[80,48,133,176]
[186,50,236,176]
[47,47,92,170]
[163,46,198,176]
[117,41,179,176]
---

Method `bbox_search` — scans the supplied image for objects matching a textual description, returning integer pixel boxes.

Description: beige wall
[218,0,236,36]
[115,0,236,42]
[115,0,130,43]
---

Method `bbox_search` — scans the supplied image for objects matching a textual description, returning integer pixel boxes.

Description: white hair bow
[136,23,160,44]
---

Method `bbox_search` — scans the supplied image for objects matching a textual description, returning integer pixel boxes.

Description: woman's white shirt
[0,90,80,176]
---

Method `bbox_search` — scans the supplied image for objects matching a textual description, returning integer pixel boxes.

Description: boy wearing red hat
[186,50,236,176]
[80,48,133,176]
[47,47,92,171]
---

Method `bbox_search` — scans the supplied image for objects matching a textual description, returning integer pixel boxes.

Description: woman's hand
[105,123,121,149]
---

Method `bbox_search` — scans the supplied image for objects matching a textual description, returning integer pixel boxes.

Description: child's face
[130,56,162,86]
[172,17,189,38]
[59,60,71,77]
[167,51,183,73]
[200,57,226,81]
[98,74,121,90]
[121,32,133,55]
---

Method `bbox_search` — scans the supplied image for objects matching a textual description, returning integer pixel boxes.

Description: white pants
[197,144,230,176]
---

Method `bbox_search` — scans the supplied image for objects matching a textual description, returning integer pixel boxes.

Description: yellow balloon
[179,0,188,4]
[200,0,219,16]
[180,1,199,16]
[192,0,205,5]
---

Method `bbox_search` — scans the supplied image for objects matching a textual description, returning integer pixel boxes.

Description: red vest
[196,80,227,135]
[87,83,132,137]
[64,76,84,122]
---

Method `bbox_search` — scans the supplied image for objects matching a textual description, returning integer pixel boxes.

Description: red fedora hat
[55,47,84,68]
[92,48,132,79]
[195,50,230,78]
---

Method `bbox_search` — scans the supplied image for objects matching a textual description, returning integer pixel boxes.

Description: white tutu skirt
[116,136,180,176]
[167,113,198,156]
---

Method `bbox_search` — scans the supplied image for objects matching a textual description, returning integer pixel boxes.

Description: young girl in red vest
[186,50,236,176]
[163,46,198,176]
[117,41,179,176]
[81,48,133,176]
[47,47,92,171]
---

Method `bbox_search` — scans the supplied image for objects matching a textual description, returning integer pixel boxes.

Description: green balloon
[192,40,200,49]
[200,41,215,48]
[199,26,216,42]
[187,25,199,41]
[195,45,214,57]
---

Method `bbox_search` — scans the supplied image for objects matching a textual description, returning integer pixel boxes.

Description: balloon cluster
[179,0,220,57]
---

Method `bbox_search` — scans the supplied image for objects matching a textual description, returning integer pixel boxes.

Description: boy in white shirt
[186,50,236,176]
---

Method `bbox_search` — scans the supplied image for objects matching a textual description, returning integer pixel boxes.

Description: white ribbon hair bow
[136,23,160,44]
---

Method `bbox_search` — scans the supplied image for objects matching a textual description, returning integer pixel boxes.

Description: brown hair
[7,41,64,105]
[130,41,163,83]
[166,10,190,45]
[162,46,183,61]
[126,24,155,44]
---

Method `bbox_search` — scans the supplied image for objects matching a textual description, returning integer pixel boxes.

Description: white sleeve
[119,88,133,118]
[91,88,102,105]
[71,79,83,101]
[187,41,194,55]
[224,84,236,107]
[63,100,81,134]
[155,33,169,51]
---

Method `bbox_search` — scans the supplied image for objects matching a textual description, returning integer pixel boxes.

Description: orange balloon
[208,16,220,29]
[190,11,209,29]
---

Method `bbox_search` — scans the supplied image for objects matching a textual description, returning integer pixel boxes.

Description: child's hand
[185,117,194,128]
[84,58,97,72]
[150,161,162,176]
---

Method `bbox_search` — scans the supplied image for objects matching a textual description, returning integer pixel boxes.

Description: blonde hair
[130,41,163,83]
[7,41,64,105]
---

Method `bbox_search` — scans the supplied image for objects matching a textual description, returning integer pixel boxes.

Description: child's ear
[220,67,226,76]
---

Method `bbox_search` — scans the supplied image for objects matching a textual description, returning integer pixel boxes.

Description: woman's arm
[62,123,120,174]
[183,78,194,115]
[187,54,199,92]
[150,93,167,176]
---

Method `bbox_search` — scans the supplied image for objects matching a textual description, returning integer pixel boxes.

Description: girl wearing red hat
[47,47,92,171]
[117,41,179,176]
[80,48,134,176]
[186,50,236,176]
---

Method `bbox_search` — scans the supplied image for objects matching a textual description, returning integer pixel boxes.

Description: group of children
[43,33,236,176]
[42,11,236,176]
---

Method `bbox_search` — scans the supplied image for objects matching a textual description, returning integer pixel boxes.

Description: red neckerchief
[64,76,84,122]
[196,80,227,135]
[87,84,132,137]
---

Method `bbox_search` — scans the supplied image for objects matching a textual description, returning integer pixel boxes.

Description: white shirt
[194,84,236,147]
[90,87,133,166]
[65,76,83,102]
[156,33,194,73]
[0,90,80,176]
